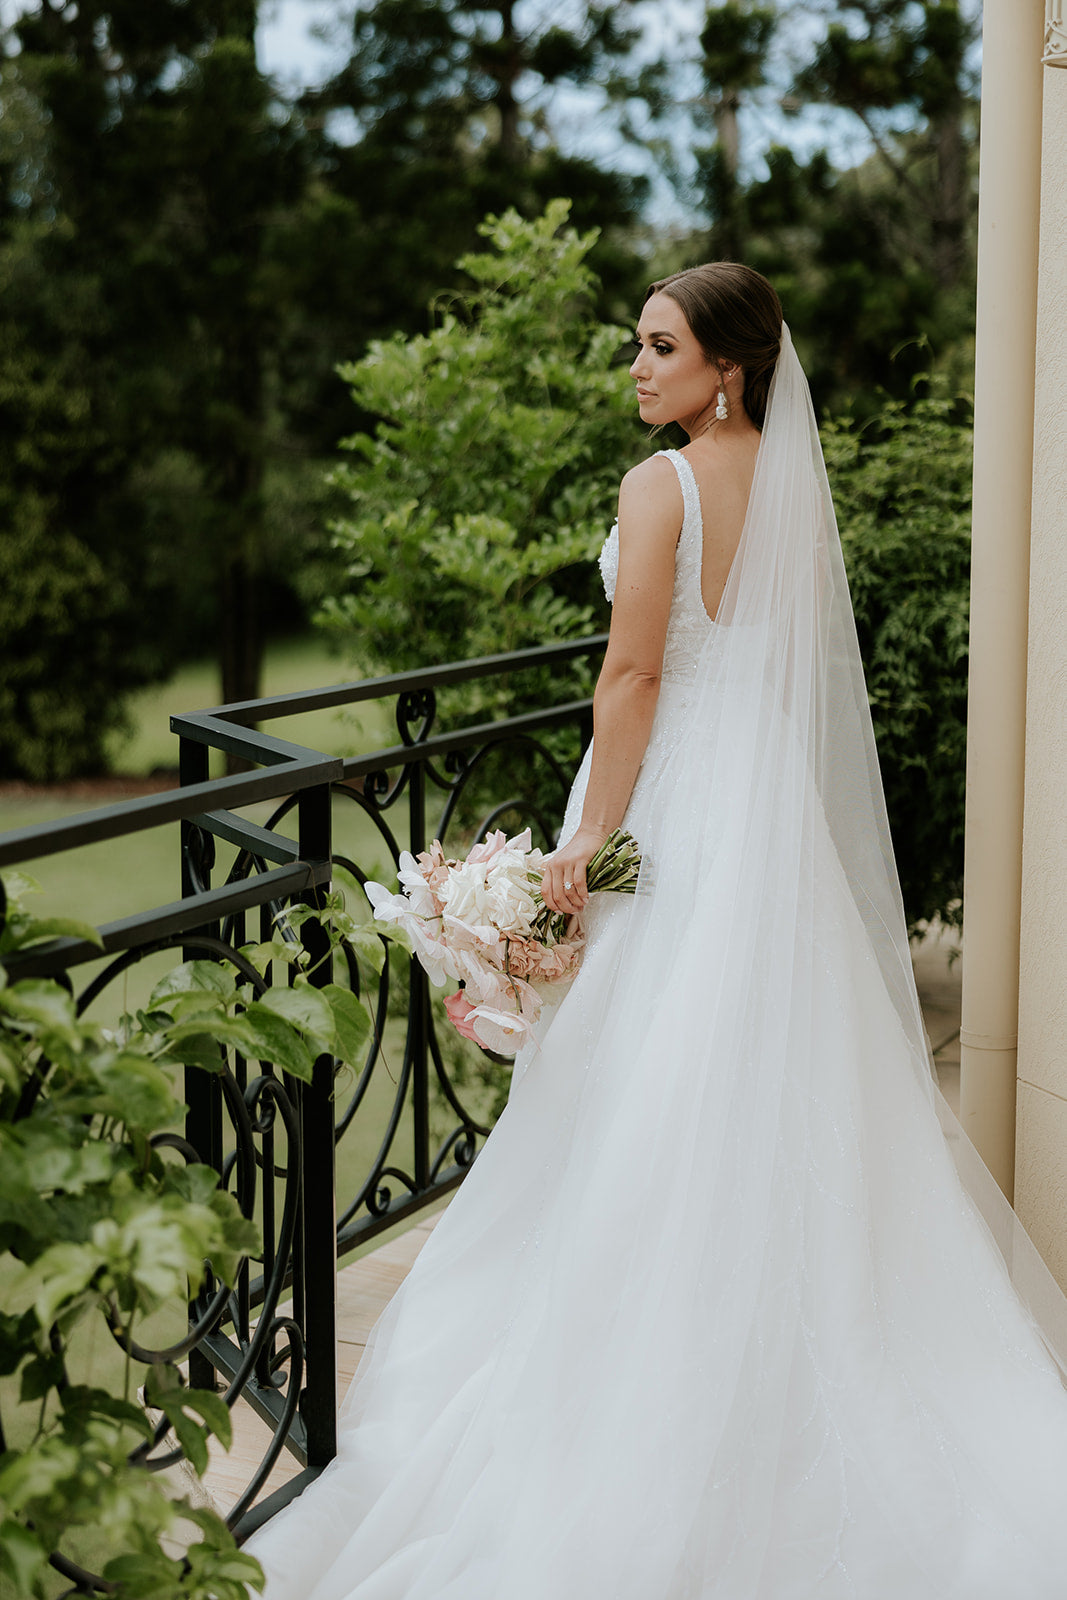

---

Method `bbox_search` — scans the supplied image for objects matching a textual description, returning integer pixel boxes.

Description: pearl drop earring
[715,389,728,422]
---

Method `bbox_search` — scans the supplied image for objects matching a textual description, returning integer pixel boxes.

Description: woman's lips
[636,388,655,400]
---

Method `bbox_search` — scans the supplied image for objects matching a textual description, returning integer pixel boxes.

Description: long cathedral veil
[637,323,1067,1381]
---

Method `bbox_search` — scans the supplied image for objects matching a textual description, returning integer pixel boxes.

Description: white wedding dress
[248,349,1067,1598]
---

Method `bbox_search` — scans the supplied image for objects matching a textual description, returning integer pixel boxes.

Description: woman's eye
[654,343,672,356]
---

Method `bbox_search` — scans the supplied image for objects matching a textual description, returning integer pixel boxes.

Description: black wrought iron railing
[0,634,604,1571]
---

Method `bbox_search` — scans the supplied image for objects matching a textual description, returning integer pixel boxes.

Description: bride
[247,264,1067,1598]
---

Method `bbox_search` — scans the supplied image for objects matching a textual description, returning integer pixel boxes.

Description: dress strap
[659,448,703,542]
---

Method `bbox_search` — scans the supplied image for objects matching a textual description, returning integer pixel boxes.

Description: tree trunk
[712,92,744,260]
[932,105,968,289]
[220,543,263,710]
[216,323,266,770]
[494,0,522,163]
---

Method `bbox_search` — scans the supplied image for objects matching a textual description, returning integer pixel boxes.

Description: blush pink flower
[444,990,481,1042]
[414,840,453,898]
[372,825,639,1053]
[529,938,583,982]
[465,829,508,865]
[467,826,534,866]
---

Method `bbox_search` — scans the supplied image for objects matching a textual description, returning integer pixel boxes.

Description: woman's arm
[540,455,682,915]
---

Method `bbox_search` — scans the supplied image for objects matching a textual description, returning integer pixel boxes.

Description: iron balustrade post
[257,895,279,1390]
[180,735,221,1393]
[408,756,430,1193]
[296,781,338,1467]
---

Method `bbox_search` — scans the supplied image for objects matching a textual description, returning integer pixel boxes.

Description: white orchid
[395,851,439,918]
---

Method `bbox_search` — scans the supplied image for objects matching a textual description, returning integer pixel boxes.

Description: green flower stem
[529,829,642,944]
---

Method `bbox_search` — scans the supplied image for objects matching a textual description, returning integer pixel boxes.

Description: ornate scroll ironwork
[0,633,604,1566]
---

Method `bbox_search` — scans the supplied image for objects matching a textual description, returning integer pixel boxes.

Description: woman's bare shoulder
[618,452,684,534]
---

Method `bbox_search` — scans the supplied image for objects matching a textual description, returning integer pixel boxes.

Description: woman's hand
[540,822,611,917]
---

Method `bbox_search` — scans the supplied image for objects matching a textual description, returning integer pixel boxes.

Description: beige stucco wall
[1014,66,1067,1288]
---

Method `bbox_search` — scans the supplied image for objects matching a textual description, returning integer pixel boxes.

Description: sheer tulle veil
[645,321,1067,1378]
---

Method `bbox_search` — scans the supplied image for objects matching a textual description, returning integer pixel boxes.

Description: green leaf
[0,980,76,1032]
[237,1004,316,1081]
[0,1515,46,1595]
[103,1549,183,1599]
[0,1034,21,1090]
[149,960,236,1007]
[346,921,388,976]
[60,1385,155,1444]
[0,1309,36,1378]
[256,983,336,1052]
[19,1347,65,1402]
[165,1014,247,1050]
[161,1030,225,1073]
[0,870,41,901]
[322,983,371,1065]
[18,1239,105,1329]
[12,915,104,950]
[157,1398,209,1476]
[180,1387,232,1450]
[166,1162,224,1208]
[183,1543,267,1597]
[239,936,303,977]
[93,1053,183,1131]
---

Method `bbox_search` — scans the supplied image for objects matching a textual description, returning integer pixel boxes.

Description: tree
[1,0,313,774]
[297,0,661,358]
[693,1,778,260]
[0,53,165,778]
[320,201,646,702]
[797,0,978,294]
[652,1,979,414]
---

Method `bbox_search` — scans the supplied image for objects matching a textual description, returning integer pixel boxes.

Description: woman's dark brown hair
[646,262,783,430]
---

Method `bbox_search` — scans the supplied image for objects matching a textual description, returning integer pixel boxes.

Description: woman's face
[629,291,720,436]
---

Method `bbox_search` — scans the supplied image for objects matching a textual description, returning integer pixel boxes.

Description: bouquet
[365,827,641,1053]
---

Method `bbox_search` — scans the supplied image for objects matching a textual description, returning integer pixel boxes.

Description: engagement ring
[564,880,574,891]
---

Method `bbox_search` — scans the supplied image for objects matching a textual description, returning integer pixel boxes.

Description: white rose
[440,861,494,926]
[484,854,539,936]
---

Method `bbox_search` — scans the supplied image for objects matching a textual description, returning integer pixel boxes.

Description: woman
[248,265,1067,1598]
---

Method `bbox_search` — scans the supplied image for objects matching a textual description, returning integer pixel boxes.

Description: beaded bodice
[597,448,716,683]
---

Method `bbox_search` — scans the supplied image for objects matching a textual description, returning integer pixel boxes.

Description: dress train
[246,447,1067,1598]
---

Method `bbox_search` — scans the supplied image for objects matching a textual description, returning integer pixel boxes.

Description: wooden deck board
[200,1208,445,1519]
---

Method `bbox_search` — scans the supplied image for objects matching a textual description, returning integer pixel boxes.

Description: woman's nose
[629,349,646,378]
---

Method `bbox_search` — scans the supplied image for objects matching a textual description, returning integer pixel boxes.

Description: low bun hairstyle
[645,262,783,430]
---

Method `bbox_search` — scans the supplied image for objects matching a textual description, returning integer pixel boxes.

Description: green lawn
[102,632,390,778]
[0,634,400,949]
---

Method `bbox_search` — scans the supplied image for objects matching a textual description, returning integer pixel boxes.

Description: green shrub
[319,199,646,714]
[0,874,374,1598]
[824,389,972,931]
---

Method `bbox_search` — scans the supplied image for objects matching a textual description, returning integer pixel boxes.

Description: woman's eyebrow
[636,330,676,341]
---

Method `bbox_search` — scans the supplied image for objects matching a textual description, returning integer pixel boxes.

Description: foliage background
[1,0,978,777]
[825,388,972,929]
